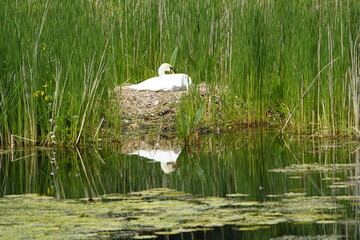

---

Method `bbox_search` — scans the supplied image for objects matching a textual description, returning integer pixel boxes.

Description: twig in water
[11,134,37,148]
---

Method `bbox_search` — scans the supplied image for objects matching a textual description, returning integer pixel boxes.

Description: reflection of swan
[129,149,179,174]
[160,162,177,174]
[124,63,192,92]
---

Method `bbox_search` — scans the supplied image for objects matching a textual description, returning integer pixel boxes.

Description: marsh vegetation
[1,0,360,146]
[1,1,360,239]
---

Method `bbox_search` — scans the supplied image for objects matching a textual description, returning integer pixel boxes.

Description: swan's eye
[169,66,174,70]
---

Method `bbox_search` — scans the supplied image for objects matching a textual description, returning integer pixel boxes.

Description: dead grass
[111,83,208,134]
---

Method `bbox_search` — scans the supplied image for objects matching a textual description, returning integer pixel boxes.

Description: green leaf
[169,47,178,67]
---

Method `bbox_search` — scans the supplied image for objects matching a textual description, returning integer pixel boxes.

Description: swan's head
[160,162,177,174]
[158,63,175,76]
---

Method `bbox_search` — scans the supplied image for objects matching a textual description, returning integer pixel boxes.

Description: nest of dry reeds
[111,83,207,134]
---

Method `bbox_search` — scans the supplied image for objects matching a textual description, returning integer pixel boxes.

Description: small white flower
[50,135,55,139]
[73,115,78,118]
[49,119,54,123]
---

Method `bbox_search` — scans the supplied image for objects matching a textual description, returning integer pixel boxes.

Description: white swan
[124,63,192,91]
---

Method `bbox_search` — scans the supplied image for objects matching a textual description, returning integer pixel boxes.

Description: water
[1,129,360,239]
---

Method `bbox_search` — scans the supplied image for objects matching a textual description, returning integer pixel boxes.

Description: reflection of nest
[112,83,207,134]
[120,135,181,154]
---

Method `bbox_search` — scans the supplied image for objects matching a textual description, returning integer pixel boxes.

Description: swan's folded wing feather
[124,74,192,92]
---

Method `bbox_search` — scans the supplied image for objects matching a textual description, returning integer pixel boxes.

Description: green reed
[0,1,112,146]
[0,0,359,147]
[172,0,360,136]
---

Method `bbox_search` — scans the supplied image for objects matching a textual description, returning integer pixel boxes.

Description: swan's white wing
[161,74,192,91]
[124,73,192,92]
[124,76,165,91]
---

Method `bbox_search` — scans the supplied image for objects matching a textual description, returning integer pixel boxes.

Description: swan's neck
[158,67,166,77]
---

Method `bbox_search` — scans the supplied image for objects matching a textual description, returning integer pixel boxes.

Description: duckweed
[0,188,343,239]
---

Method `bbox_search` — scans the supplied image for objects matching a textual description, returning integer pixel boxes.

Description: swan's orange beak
[170,69,175,74]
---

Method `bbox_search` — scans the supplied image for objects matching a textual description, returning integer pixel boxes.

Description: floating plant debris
[316,220,337,224]
[237,225,271,231]
[328,184,351,189]
[0,189,342,239]
[348,176,360,179]
[269,163,359,173]
[322,177,342,181]
[266,192,307,198]
[288,176,303,179]
[226,193,249,198]
[270,234,341,240]
[132,235,157,239]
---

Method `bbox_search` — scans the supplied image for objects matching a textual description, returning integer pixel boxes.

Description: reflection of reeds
[0,149,39,196]
[75,148,96,198]
[1,131,359,200]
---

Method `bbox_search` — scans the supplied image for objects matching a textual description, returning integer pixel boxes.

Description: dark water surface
[1,129,360,239]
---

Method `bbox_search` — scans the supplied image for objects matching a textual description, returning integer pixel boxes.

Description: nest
[112,83,208,134]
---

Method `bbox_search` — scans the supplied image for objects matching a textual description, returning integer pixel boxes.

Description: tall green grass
[0,0,359,147]
[0,1,112,146]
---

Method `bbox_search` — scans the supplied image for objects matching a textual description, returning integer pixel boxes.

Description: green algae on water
[0,188,342,239]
